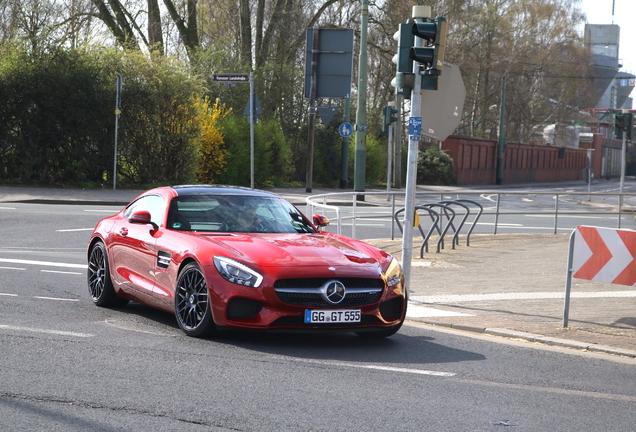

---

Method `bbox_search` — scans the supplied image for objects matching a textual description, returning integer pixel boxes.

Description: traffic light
[615,113,634,140]
[392,21,415,99]
[392,21,414,73]
[409,17,447,90]
[382,105,399,133]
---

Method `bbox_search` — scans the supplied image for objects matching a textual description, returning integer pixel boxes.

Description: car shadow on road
[210,327,487,366]
[107,303,487,366]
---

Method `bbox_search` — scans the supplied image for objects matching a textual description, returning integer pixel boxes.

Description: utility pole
[340,99,351,189]
[496,76,506,185]
[353,0,369,198]
[401,4,430,295]
[113,75,122,190]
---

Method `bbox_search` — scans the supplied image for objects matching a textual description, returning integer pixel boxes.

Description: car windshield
[167,194,317,234]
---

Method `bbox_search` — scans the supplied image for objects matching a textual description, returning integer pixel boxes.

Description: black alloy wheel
[175,262,216,337]
[87,241,129,307]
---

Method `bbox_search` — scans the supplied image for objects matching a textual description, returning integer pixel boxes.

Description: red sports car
[87,185,407,338]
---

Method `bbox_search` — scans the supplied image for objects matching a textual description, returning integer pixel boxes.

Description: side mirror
[129,210,158,229]
[312,214,329,228]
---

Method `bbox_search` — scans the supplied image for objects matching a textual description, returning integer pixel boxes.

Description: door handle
[119,227,128,237]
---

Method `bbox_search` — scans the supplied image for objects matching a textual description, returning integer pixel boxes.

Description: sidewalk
[2,185,636,357]
[367,234,636,358]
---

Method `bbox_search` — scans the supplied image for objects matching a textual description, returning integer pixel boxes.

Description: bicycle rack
[453,199,483,246]
[394,199,484,256]
[394,205,441,258]
[420,203,456,253]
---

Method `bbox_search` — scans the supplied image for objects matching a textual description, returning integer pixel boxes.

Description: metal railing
[306,191,636,242]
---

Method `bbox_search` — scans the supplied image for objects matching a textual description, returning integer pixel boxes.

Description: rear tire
[174,262,216,337]
[87,241,129,308]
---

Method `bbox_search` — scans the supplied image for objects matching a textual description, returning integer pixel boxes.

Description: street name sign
[212,74,250,82]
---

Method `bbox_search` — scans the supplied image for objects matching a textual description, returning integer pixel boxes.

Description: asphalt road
[1,203,636,431]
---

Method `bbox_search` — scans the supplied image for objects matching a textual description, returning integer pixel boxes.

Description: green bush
[217,114,292,187]
[96,50,203,186]
[0,46,112,185]
[345,133,387,187]
[416,145,455,185]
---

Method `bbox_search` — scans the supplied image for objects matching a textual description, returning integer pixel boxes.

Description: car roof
[170,185,280,198]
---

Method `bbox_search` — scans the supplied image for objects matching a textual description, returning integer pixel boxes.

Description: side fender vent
[157,251,172,269]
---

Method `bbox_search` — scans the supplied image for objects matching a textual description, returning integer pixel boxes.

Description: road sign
[212,74,250,82]
[304,28,354,99]
[243,93,262,123]
[339,123,353,137]
[317,106,338,125]
[418,63,466,141]
[572,226,636,285]
[408,117,422,136]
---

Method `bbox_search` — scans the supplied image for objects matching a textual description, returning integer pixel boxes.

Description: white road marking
[412,291,636,304]
[293,357,455,377]
[0,324,92,337]
[34,296,80,302]
[84,209,118,213]
[41,270,83,275]
[0,266,25,271]
[0,258,86,269]
[0,293,18,297]
[527,214,619,219]
[56,228,95,232]
[0,206,16,210]
[407,304,473,318]
[340,363,455,376]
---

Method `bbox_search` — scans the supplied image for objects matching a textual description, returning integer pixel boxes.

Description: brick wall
[441,136,589,185]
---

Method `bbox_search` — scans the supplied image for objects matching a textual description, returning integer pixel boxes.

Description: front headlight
[385,257,403,288]
[213,256,263,288]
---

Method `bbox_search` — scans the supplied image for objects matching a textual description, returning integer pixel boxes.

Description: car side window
[123,195,164,227]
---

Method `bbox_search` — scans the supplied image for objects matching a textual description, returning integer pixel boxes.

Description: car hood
[200,232,388,269]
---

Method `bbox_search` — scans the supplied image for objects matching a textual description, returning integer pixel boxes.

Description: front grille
[274,277,384,308]
[275,278,384,289]
[276,291,382,308]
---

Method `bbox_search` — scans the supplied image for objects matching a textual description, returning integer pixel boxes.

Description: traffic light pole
[353,0,369,198]
[394,93,403,189]
[386,104,394,196]
[619,109,630,196]
[401,5,430,295]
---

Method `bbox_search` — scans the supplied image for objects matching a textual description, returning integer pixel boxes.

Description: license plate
[304,309,361,324]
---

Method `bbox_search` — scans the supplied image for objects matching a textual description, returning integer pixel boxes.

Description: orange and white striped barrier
[565,226,636,326]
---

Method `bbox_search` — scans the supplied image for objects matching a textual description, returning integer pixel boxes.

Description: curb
[408,318,636,359]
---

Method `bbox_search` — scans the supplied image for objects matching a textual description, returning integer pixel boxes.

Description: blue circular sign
[339,123,353,137]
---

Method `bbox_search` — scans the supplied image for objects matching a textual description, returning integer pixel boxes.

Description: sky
[580,0,635,74]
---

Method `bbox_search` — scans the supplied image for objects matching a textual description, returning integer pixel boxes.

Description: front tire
[87,241,129,307]
[175,262,216,337]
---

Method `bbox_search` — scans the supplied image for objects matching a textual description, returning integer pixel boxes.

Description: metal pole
[496,76,506,185]
[306,28,319,193]
[394,93,403,189]
[563,229,576,328]
[250,71,255,189]
[620,109,628,195]
[113,75,122,190]
[586,148,593,201]
[353,0,369,196]
[387,102,394,197]
[401,5,431,296]
[340,98,351,189]
[554,194,559,235]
